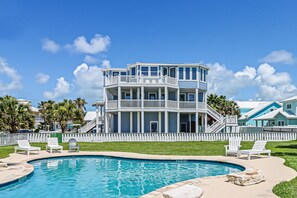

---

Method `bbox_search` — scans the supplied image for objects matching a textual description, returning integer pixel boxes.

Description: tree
[74,97,87,112]
[38,100,55,131]
[207,94,240,117]
[0,95,34,132]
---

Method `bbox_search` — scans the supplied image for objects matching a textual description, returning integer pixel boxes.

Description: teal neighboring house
[238,101,282,126]
[255,96,297,126]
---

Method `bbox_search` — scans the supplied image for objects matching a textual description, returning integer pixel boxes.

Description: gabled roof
[282,95,297,102]
[239,101,281,120]
[255,109,297,120]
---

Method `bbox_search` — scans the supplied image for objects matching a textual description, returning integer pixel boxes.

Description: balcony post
[141,111,144,133]
[177,112,180,133]
[141,86,144,108]
[165,86,168,133]
[204,113,207,133]
[96,104,99,133]
[130,112,133,133]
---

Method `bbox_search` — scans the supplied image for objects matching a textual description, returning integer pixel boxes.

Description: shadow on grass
[272,152,297,156]
[275,144,297,149]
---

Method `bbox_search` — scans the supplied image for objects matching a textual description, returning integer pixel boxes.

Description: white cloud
[101,59,111,68]
[36,72,50,84]
[208,62,297,101]
[66,34,110,54]
[260,50,294,64]
[43,77,70,99]
[42,39,60,53]
[0,57,22,93]
[73,63,104,100]
[84,55,98,64]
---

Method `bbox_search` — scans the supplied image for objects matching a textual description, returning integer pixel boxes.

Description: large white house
[81,62,237,133]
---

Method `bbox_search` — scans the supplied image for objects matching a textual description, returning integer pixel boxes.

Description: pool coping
[0,151,296,198]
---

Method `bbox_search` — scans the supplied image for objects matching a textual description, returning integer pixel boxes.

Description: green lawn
[0,141,296,197]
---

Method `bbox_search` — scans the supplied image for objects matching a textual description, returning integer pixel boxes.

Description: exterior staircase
[206,105,227,133]
[79,118,97,133]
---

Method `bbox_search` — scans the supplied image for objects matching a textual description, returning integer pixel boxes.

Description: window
[200,68,203,81]
[142,67,148,76]
[188,93,195,101]
[161,93,165,100]
[151,67,158,76]
[150,121,158,133]
[204,70,207,81]
[131,67,136,76]
[179,67,184,80]
[185,67,190,80]
[287,104,292,109]
[170,68,176,77]
[163,67,168,76]
[120,72,127,76]
[125,92,131,99]
[180,94,186,101]
[149,92,157,100]
[113,72,119,76]
[192,68,197,80]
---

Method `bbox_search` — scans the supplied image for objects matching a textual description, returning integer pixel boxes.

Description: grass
[0,141,296,197]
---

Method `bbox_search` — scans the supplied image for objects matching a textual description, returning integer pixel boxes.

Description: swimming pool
[0,156,244,198]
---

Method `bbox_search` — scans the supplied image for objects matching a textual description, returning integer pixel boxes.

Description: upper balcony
[105,75,178,87]
[106,99,207,111]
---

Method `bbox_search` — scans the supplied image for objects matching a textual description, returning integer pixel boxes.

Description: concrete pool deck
[0,151,296,198]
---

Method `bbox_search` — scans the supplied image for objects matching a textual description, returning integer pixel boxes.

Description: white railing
[207,104,222,121]
[167,100,178,109]
[105,75,178,86]
[143,100,165,108]
[225,115,238,124]
[107,101,117,109]
[179,101,196,109]
[121,100,141,108]
[198,102,207,110]
[1,132,297,146]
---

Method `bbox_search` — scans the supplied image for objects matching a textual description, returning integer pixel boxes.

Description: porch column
[130,112,133,133]
[158,88,162,100]
[137,112,140,133]
[189,114,191,133]
[141,111,144,133]
[204,113,207,133]
[177,112,180,133]
[105,112,109,133]
[158,112,162,133]
[195,89,198,110]
[96,104,99,133]
[118,86,121,108]
[195,112,199,133]
[118,112,121,133]
[141,86,144,108]
[165,86,168,133]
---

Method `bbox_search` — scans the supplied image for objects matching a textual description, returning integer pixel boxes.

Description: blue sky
[0,0,297,108]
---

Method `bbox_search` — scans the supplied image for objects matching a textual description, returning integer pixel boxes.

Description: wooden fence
[1,132,297,146]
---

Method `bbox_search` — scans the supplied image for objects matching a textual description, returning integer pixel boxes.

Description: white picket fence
[1,132,297,146]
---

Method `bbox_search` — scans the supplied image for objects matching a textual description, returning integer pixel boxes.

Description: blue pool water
[0,156,244,198]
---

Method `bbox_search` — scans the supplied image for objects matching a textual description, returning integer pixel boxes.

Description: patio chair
[46,137,63,153]
[14,140,41,156]
[224,137,241,156]
[68,138,80,152]
[237,140,271,160]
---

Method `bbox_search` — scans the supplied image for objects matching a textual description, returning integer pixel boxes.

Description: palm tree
[207,94,240,117]
[0,96,34,133]
[38,100,55,130]
[74,97,87,112]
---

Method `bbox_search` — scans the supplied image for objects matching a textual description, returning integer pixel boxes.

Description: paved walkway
[0,151,296,198]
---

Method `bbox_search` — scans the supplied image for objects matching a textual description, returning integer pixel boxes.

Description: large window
[287,104,292,109]
[192,68,197,80]
[151,67,158,76]
[149,92,157,100]
[142,67,148,76]
[204,69,207,81]
[200,68,207,82]
[179,67,184,79]
[185,67,190,80]
[150,121,158,133]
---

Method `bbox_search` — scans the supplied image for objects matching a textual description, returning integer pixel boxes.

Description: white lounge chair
[46,137,63,153]
[237,140,271,160]
[224,137,241,156]
[14,140,41,156]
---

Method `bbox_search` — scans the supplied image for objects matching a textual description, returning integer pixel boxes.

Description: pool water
[0,156,244,198]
